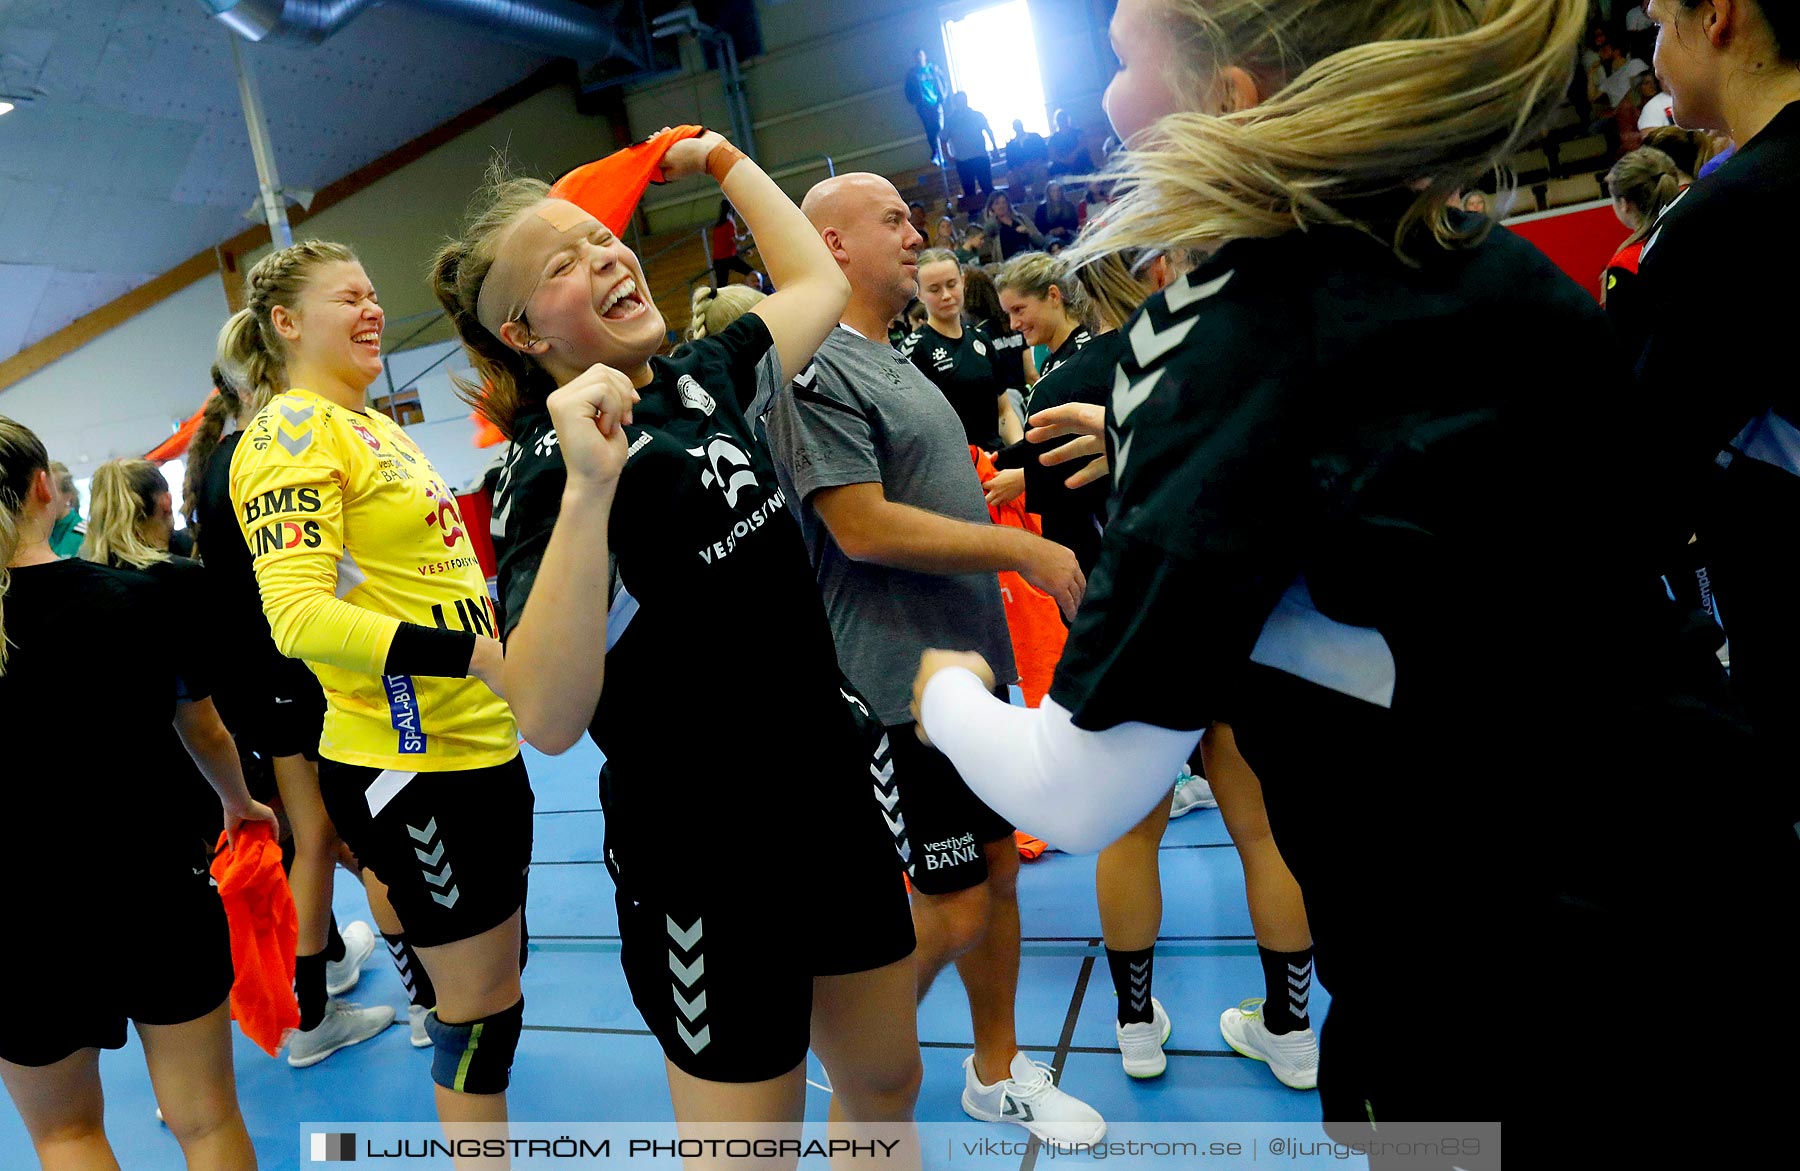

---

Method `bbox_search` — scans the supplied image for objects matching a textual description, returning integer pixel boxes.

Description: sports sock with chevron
[1258,945,1314,1035]
[384,932,436,1009]
[296,952,328,1032]
[1106,946,1156,1026]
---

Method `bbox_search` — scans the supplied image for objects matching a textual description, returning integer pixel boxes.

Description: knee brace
[426,997,524,1094]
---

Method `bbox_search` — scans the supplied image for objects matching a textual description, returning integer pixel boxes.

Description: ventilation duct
[197,0,637,62]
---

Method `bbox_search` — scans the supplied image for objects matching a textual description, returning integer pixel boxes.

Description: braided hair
[215,240,360,407]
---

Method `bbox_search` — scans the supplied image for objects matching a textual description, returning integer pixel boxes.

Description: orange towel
[209,824,299,1057]
[971,446,1069,708]
[1014,831,1049,861]
[549,125,706,235]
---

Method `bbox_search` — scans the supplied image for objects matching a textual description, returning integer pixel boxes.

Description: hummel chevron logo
[1110,427,1134,484]
[406,819,438,843]
[430,886,460,909]
[676,1020,711,1053]
[1162,269,1234,313]
[874,785,901,812]
[672,987,707,1022]
[670,953,705,987]
[276,430,312,456]
[882,810,906,837]
[1112,364,1166,427]
[1001,1096,1035,1123]
[414,840,445,867]
[1127,306,1199,369]
[280,402,315,426]
[666,916,704,952]
[422,862,454,889]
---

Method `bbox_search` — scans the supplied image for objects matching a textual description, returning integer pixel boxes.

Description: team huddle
[4,0,1799,1168]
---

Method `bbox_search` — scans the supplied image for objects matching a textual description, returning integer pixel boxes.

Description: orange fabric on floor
[970,446,1068,708]
[549,125,705,234]
[209,824,299,1057]
[1013,831,1049,861]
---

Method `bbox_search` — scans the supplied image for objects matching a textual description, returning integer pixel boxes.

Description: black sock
[296,952,329,1032]
[1258,945,1314,1035]
[322,914,346,964]
[1106,946,1155,1025]
[383,933,436,1010]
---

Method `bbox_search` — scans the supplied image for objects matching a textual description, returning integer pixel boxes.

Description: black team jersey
[1001,327,1118,574]
[1051,219,1729,737]
[491,315,878,888]
[899,322,1007,450]
[1029,324,1093,394]
[1636,99,1800,798]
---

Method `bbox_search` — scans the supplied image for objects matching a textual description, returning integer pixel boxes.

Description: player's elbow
[518,708,585,757]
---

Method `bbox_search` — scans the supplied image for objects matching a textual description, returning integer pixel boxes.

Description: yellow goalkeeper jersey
[230,388,516,770]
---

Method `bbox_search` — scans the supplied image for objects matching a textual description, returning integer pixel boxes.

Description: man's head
[803,174,926,318]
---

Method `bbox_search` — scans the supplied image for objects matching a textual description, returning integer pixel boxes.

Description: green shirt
[49,510,86,559]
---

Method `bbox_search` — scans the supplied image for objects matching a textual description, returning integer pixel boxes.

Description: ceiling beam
[0,61,572,395]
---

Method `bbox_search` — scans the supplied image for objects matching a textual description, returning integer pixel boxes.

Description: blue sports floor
[1,739,1330,1168]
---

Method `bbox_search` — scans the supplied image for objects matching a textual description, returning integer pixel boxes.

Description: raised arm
[496,367,636,755]
[811,481,1084,618]
[661,132,849,385]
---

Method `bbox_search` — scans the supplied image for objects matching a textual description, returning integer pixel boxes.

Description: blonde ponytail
[0,414,51,677]
[82,459,171,571]
[1605,147,1683,254]
[685,283,770,343]
[1068,0,1589,268]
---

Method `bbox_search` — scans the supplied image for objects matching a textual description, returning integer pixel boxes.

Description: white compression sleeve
[919,668,1204,855]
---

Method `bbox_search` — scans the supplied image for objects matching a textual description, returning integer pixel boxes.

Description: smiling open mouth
[352,330,381,350]
[599,276,647,321]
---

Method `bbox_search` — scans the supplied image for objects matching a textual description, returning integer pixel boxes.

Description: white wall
[0,277,229,480]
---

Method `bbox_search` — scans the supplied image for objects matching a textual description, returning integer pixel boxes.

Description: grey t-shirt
[766,325,1018,724]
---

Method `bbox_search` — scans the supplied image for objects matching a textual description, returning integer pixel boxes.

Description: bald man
[764,173,1103,1147]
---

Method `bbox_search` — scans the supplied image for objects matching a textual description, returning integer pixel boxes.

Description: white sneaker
[1115,997,1172,1079]
[1219,998,1319,1090]
[287,1000,395,1068]
[409,1004,434,1048]
[1170,767,1217,817]
[961,1052,1106,1146]
[325,921,377,996]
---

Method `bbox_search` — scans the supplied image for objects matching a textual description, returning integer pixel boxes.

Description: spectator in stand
[933,215,958,251]
[45,462,84,558]
[1625,3,1657,59]
[1046,109,1094,177]
[1035,182,1082,245]
[908,201,931,242]
[983,192,1045,260]
[1638,73,1676,130]
[1460,190,1490,216]
[1006,119,1050,198]
[955,223,993,267]
[1601,146,1684,359]
[710,199,757,287]
[1590,40,1651,110]
[944,93,999,209]
[905,48,949,165]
